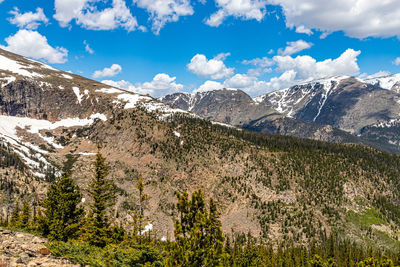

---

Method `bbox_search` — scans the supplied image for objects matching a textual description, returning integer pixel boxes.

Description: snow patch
[0,55,43,78]
[96,88,124,94]
[62,74,73,79]
[78,152,96,156]
[173,131,181,137]
[0,76,16,86]
[118,94,152,109]
[140,223,153,235]
[72,87,84,104]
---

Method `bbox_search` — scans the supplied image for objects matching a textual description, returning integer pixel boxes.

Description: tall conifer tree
[83,151,116,247]
[41,172,84,241]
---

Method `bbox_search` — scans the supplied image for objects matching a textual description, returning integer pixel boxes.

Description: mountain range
[2,48,400,252]
[161,75,400,154]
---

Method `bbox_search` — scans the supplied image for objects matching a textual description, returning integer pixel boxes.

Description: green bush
[47,241,163,267]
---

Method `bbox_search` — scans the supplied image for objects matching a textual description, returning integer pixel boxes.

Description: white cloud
[277,40,313,56]
[214,52,231,61]
[359,71,391,79]
[393,58,400,66]
[187,54,234,79]
[53,0,90,27]
[54,0,139,32]
[134,0,194,34]
[193,80,224,93]
[224,73,255,88]
[8,7,48,30]
[295,25,312,35]
[273,48,361,81]
[199,48,362,96]
[268,0,400,39]
[102,73,184,97]
[1,30,68,63]
[205,0,268,27]
[224,74,270,95]
[84,40,94,54]
[242,57,274,68]
[246,67,271,77]
[93,64,122,78]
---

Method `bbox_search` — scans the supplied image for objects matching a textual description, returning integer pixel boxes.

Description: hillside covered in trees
[2,151,398,266]
[2,106,400,266]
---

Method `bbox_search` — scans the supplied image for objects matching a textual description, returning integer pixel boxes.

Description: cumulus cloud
[93,64,122,78]
[193,80,224,93]
[273,48,361,81]
[54,0,140,32]
[187,54,234,79]
[84,40,94,54]
[198,48,362,96]
[1,30,68,63]
[268,0,400,39]
[102,73,184,98]
[8,7,48,30]
[277,40,313,56]
[393,57,400,66]
[133,0,194,34]
[224,73,269,94]
[205,0,268,27]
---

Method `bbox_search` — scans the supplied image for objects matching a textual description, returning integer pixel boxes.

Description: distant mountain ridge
[161,75,400,154]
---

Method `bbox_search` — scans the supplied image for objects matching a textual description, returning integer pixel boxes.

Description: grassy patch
[347,208,386,228]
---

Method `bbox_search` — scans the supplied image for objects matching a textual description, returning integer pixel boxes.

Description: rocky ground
[0,228,78,267]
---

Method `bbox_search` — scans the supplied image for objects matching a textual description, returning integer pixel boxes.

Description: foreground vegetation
[1,151,399,266]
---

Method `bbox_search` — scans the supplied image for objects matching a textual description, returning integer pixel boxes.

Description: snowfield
[0,113,107,177]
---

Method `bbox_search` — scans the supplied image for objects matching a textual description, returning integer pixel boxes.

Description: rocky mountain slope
[2,48,400,252]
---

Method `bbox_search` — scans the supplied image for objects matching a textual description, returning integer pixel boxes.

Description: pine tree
[204,199,225,266]
[10,202,20,227]
[19,200,30,229]
[130,176,151,244]
[41,172,84,241]
[169,190,226,266]
[83,151,116,247]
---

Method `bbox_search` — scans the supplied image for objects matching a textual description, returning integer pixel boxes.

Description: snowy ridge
[363,73,400,90]
[97,87,188,117]
[257,76,349,117]
[313,78,342,122]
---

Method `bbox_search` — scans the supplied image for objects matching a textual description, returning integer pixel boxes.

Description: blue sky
[0,0,400,97]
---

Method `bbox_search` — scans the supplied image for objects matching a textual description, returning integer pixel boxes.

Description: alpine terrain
[1,48,400,265]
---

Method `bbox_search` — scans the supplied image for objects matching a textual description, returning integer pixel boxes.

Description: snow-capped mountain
[161,87,378,149]
[0,48,186,178]
[161,88,274,126]
[161,74,400,154]
[259,75,400,134]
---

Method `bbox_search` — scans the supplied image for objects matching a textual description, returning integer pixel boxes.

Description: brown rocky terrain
[0,228,78,266]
